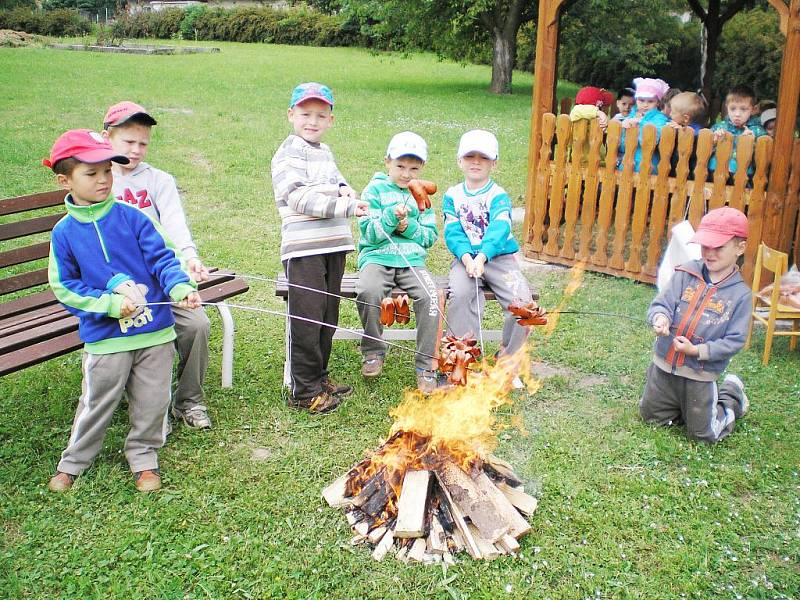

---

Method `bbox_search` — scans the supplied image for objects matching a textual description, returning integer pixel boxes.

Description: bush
[0,7,90,35]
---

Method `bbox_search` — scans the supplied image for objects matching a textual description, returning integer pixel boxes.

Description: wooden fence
[523,112,800,284]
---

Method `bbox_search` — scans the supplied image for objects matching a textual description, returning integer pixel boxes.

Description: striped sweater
[271,134,359,261]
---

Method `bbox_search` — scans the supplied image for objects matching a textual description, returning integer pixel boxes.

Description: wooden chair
[744,243,800,365]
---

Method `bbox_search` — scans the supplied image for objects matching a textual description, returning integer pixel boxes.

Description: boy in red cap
[102,100,213,430]
[640,207,752,443]
[44,129,201,492]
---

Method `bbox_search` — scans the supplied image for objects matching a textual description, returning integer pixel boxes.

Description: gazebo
[522,0,800,283]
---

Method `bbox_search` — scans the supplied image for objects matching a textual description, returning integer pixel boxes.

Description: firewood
[367,525,387,544]
[474,472,532,539]
[354,521,370,536]
[498,481,539,516]
[449,530,465,552]
[345,510,364,526]
[484,454,523,487]
[323,473,353,507]
[350,534,366,545]
[395,470,432,538]
[437,462,509,543]
[351,468,387,508]
[467,523,500,560]
[436,497,456,534]
[408,538,427,562]
[497,533,520,554]
[395,546,408,562]
[371,529,394,562]
[443,552,456,566]
[434,471,482,559]
[362,482,393,517]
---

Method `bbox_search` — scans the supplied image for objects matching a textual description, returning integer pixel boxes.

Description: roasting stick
[474,275,485,357]
[139,301,441,361]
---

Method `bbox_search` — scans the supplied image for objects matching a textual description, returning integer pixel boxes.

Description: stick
[474,275,485,357]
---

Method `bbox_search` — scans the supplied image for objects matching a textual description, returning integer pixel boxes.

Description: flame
[544,263,585,336]
[344,348,539,525]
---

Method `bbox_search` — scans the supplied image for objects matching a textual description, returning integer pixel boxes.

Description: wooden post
[523,0,566,249]
[763,0,800,252]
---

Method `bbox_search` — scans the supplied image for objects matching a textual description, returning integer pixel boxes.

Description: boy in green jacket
[357,132,441,393]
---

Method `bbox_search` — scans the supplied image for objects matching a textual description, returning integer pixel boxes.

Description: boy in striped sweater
[271,82,368,414]
[356,132,441,393]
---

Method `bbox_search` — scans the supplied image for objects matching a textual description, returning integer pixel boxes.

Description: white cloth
[657,220,701,291]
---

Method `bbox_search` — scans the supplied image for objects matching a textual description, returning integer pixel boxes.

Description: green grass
[1,41,798,599]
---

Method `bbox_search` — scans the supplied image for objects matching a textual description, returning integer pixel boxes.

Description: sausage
[394,295,411,324]
[408,179,437,211]
[380,297,395,326]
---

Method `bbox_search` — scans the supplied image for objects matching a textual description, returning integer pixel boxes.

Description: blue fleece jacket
[48,194,196,354]
[442,180,518,261]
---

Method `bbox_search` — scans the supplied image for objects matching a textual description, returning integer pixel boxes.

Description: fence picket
[530,113,557,253]
[577,119,604,262]
[644,126,678,276]
[608,124,640,271]
[625,125,658,273]
[562,119,588,260]
[730,135,755,212]
[710,133,733,210]
[544,115,572,256]
[667,127,696,230]
[688,130,714,227]
[784,139,800,266]
[591,121,621,266]
[743,136,773,282]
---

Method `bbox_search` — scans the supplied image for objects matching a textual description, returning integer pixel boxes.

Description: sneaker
[134,469,162,492]
[48,471,76,492]
[172,405,212,429]
[724,373,749,417]
[361,354,384,379]
[288,391,342,414]
[323,378,353,398]
[416,369,438,394]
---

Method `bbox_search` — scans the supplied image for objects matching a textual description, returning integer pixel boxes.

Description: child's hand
[672,335,699,356]
[394,204,409,220]
[119,296,137,318]
[339,185,357,199]
[187,258,210,283]
[741,126,754,137]
[177,291,202,310]
[471,253,487,278]
[597,111,608,130]
[666,121,682,130]
[652,313,671,336]
[712,129,726,143]
[621,118,640,129]
[396,218,409,233]
[461,254,475,276]
[354,200,369,217]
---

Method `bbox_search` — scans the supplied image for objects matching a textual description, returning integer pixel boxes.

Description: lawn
[1,40,798,599]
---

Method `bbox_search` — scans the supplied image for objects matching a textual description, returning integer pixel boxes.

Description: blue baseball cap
[289,82,334,108]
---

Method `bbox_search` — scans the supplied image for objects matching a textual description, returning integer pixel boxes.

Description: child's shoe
[288,391,342,414]
[723,373,749,417]
[48,471,76,492]
[134,469,162,492]
[416,369,438,394]
[172,405,212,430]
[361,354,384,379]
[323,377,353,398]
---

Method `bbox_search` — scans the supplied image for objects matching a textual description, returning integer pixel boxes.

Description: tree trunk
[701,23,722,120]
[490,28,517,94]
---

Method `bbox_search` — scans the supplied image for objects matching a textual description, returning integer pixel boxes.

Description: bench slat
[0,330,82,376]
[0,269,48,295]
[0,315,79,354]
[0,303,66,333]
[0,241,50,269]
[0,191,65,216]
[0,289,58,318]
[0,213,64,242]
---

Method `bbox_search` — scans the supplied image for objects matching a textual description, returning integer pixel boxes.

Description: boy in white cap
[271,82,368,413]
[43,129,201,492]
[103,100,213,431]
[356,132,441,392]
[443,130,535,361]
[640,206,752,443]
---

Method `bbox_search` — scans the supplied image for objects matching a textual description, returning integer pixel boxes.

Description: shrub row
[111,5,360,47]
[0,7,90,36]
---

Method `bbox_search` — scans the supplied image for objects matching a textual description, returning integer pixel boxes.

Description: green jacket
[357,172,438,269]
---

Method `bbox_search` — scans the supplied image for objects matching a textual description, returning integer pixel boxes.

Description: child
[356,132,441,393]
[666,91,706,134]
[640,207,751,443]
[568,86,614,165]
[760,107,777,138]
[619,78,671,173]
[44,129,201,492]
[443,130,535,362]
[660,87,682,118]
[710,85,767,174]
[103,101,213,431]
[611,88,635,122]
[271,82,368,414]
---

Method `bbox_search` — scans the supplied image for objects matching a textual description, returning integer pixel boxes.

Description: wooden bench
[0,190,249,387]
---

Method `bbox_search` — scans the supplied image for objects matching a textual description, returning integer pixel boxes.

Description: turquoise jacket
[618,108,671,173]
[709,118,767,174]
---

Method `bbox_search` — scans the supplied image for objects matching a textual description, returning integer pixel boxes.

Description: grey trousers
[57,342,175,476]
[639,362,744,443]
[172,305,210,411]
[447,253,533,357]
[357,264,442,371]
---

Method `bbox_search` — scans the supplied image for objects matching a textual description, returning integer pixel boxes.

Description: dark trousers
[283,252,346,401]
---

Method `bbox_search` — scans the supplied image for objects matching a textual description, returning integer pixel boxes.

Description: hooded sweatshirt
[357,172,438,270]
[112,161,198,260]
[48,194,196,354]
[648,259,752,381]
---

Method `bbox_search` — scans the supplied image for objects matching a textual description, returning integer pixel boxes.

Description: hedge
[0,7,90,36]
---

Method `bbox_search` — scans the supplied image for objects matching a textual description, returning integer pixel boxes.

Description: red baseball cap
[103,101,157,129]
[42,129,129,170]
[690,207,749,248]
[575,86,614,109]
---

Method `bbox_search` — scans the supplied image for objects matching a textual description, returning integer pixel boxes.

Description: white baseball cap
[457,129,499,160]
[386,131,428,162]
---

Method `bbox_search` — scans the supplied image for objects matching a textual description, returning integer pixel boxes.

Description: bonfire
[322,350,539,563]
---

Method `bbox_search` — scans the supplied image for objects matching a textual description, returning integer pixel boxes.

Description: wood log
[498,533,520,554]
[353,521,370,536]
[345,510,365,526]
[408,538,427,562]
[449,530,465,552]
[434,471,482,559]
[467,523,500,560]
[437,462,508,543]
[367,525,387,545]
[371,529,394,562]
[436,492,456,534]
[498,481,539,516]
[395,470,431,538]
[483,454,523,487]
[361,482,393,518]
[395,546,408,562]
[427,516,446,555]
[350,534,366,545]
[474,472,531,539]
[322,472,353,507]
